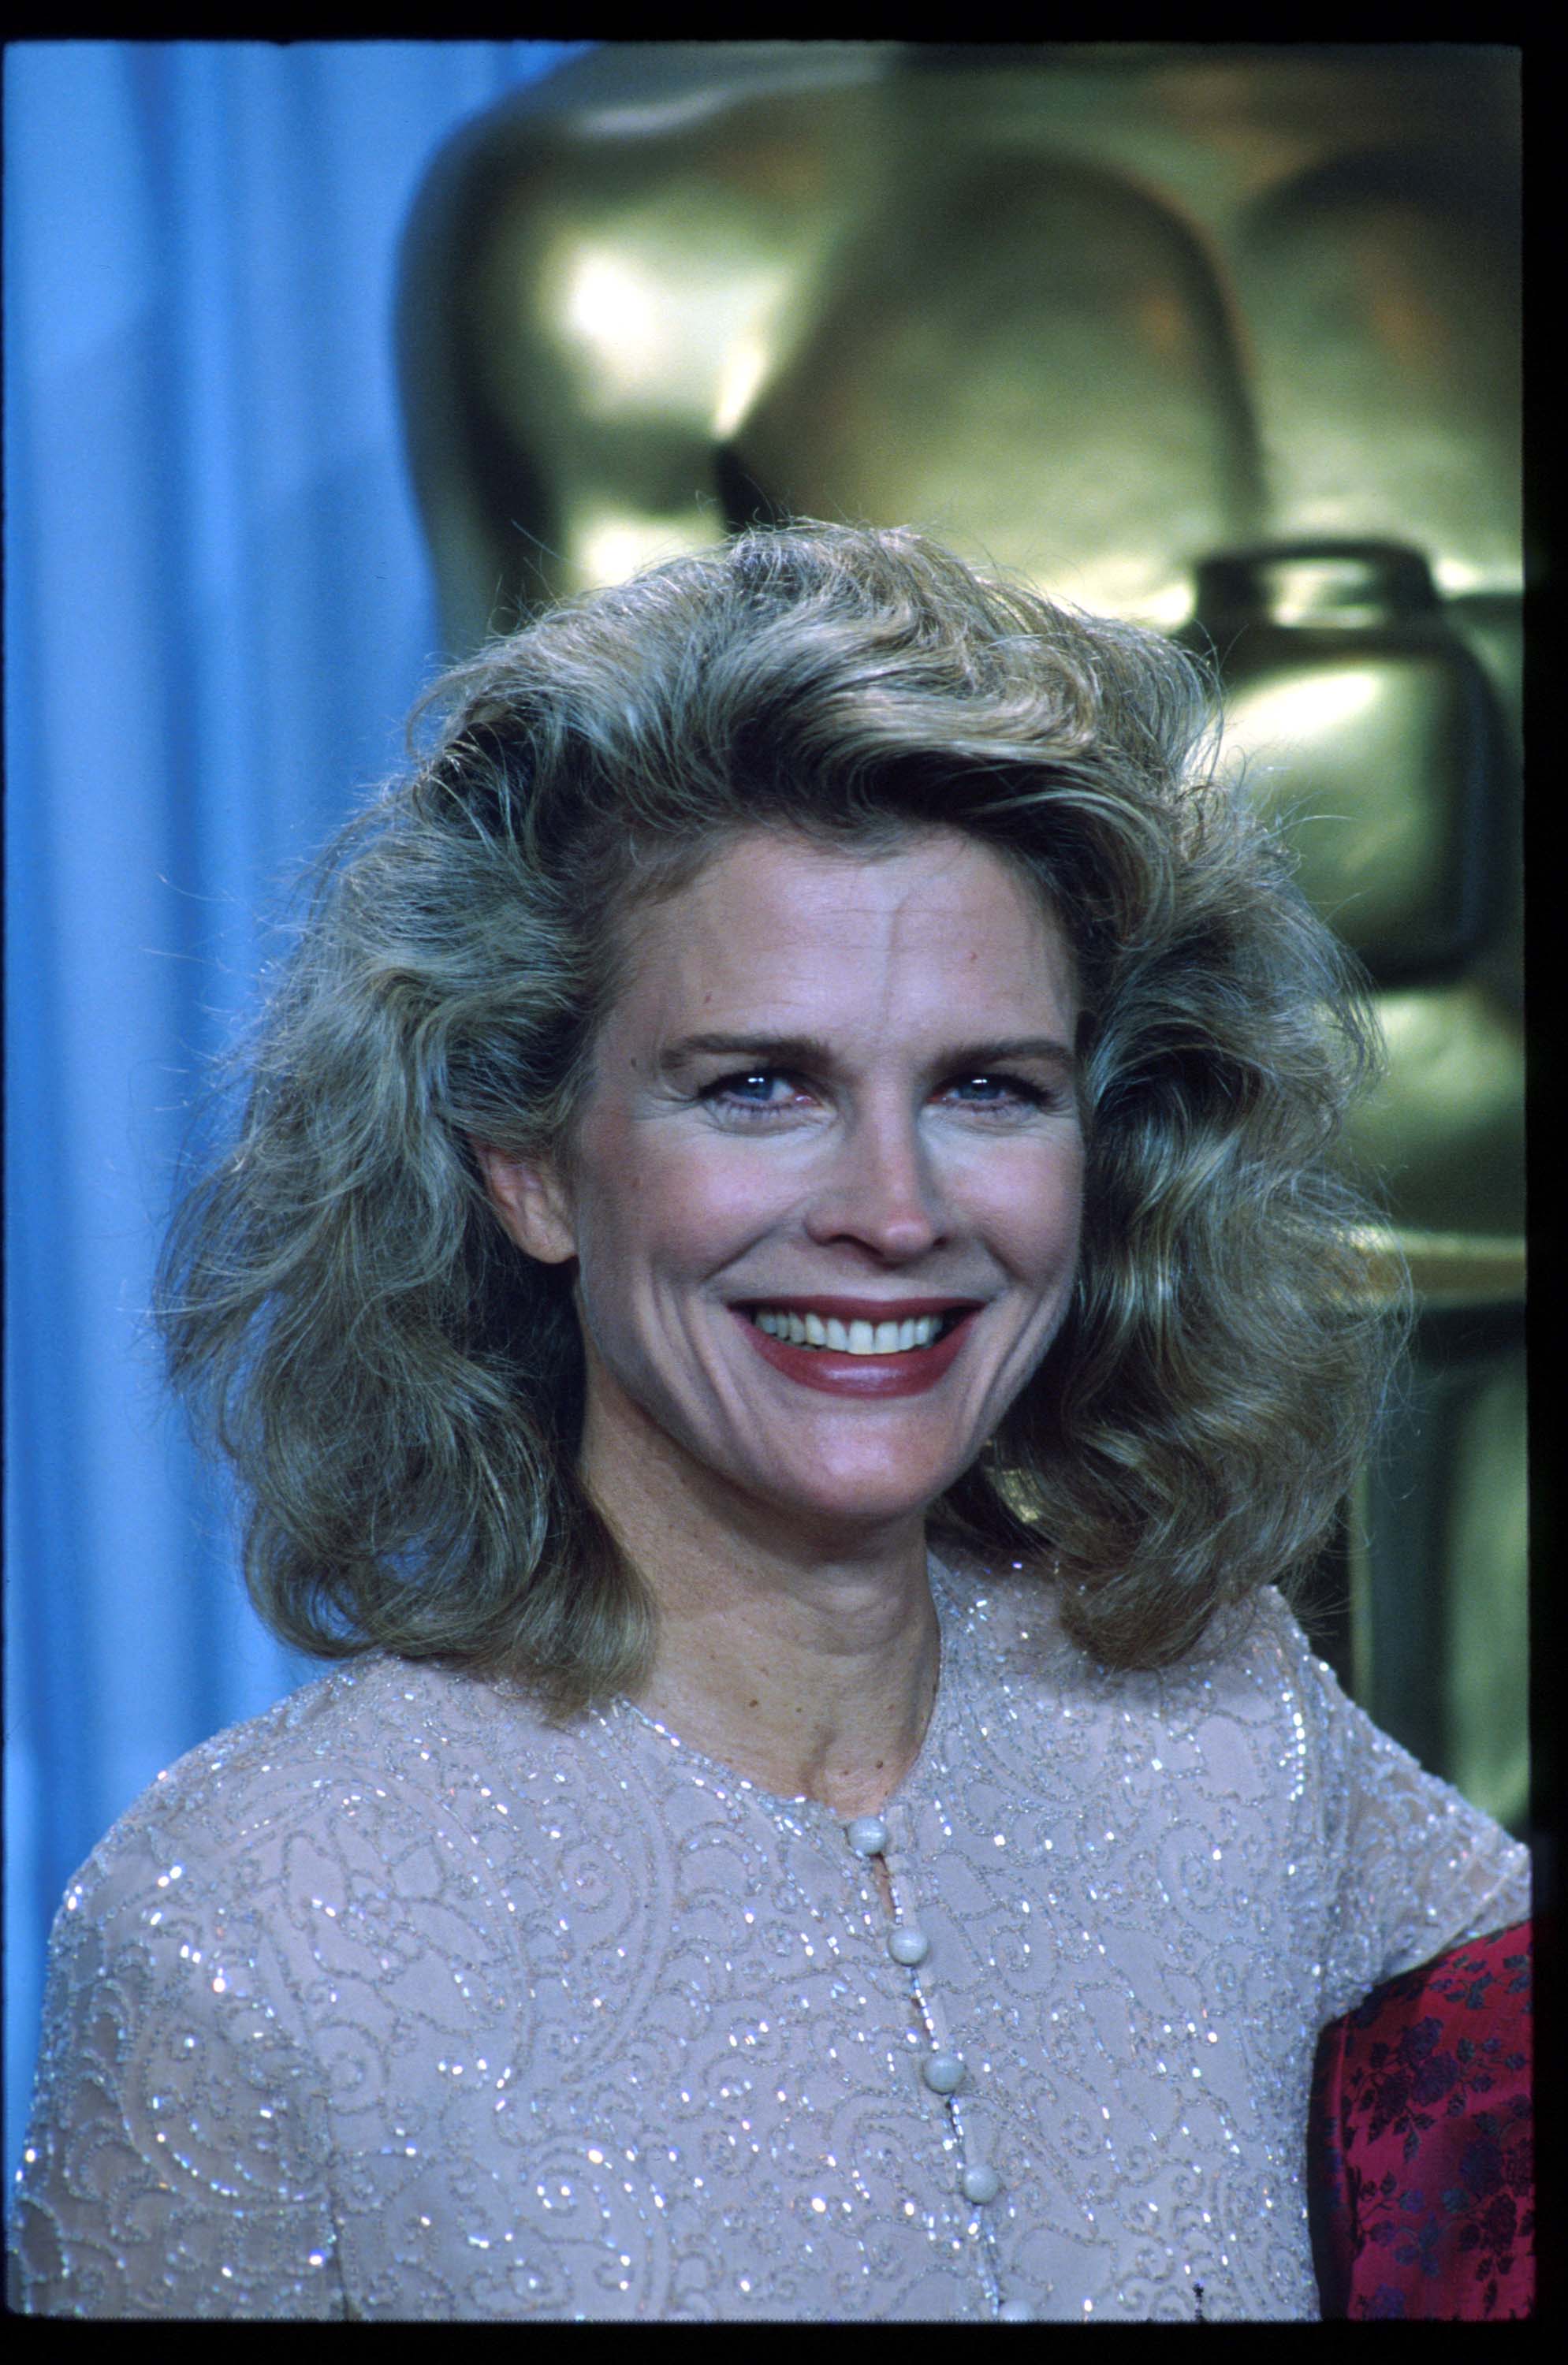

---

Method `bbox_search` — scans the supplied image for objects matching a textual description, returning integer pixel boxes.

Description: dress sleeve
[1277,1603,1533,2028]
[1308,1920,1534,2319]
[6,1836,345,2318]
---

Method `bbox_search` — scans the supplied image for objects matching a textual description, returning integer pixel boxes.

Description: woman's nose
[802,1108,950,1261]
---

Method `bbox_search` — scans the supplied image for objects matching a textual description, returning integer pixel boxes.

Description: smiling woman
[477,831,1082,1524]
[471,826,1085,1801]
[8,523,1529,2320]
[147,521,1395,1709]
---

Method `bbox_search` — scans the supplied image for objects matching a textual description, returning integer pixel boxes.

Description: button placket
[842,1816,1024,2320]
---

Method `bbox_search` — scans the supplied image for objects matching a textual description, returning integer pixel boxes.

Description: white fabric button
[844,1816,888,1856]
[960,2162,1000,2203]
[921,2049,964,2094]
[888,1926,929,1965]
[997,2297,1034,2322]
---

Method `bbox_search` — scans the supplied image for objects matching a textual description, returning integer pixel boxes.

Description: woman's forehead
[606,827,1078,1046]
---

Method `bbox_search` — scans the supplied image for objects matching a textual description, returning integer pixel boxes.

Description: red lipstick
[731,1300,981,1398]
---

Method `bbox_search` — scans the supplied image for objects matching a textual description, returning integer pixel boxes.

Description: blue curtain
[4,38,593,2191]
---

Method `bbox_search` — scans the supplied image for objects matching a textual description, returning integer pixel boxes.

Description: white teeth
[750,1309,948,1354]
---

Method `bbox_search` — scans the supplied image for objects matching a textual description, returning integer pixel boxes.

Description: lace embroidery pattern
[8,1562,1530,2319]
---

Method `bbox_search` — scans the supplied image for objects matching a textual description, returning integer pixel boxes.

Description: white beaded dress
[7,1552,1529,2320]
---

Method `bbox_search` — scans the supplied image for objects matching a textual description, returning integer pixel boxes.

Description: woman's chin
[744,1454,960,1536]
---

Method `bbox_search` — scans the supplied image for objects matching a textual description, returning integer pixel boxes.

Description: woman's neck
[586,1429,942,1816]
[626,1547,941,1816]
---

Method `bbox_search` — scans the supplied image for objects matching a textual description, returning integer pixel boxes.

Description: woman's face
[481,827,1084,1541]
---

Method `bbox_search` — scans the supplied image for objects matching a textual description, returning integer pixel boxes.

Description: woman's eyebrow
[657,1031,1077,1078]
[952,1036,1078,1074]
[656,1032,832,1080]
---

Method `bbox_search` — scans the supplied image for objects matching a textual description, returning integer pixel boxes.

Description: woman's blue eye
[699,1069,1050,1116]
[949,1074,1047,1108]
[700,1070,796,1112]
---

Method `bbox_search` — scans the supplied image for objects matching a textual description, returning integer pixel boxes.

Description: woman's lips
[732,1302,981,1397]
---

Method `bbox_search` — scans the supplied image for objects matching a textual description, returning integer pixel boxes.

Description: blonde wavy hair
[157,520,1402,1717]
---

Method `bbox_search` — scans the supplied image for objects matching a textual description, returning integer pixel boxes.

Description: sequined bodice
[7,1558,1529,2319]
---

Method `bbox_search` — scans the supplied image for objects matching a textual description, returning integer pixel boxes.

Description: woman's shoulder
[60,1653,566,1926]
[934,1542,1326,1719]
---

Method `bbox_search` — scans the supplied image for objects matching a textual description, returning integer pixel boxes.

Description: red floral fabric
[1308,1919,1533,2318]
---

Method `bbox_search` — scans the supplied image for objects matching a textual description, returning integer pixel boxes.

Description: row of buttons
[844,1814,1030,2320]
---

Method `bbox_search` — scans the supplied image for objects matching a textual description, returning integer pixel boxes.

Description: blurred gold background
[397,43,1525,1830]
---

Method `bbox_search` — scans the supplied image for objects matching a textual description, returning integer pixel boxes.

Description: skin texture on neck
[586,1379,942,1816]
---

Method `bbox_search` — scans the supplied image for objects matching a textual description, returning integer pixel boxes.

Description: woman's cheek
[617,1134,794,1276]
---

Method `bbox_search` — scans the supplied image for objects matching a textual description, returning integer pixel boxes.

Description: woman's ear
[471,1141,577,1266]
